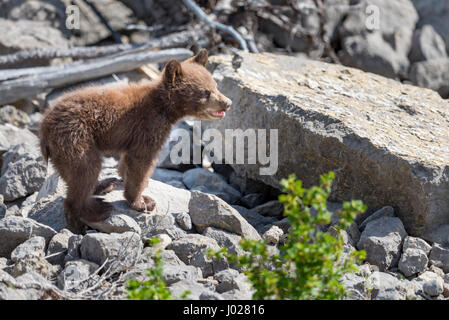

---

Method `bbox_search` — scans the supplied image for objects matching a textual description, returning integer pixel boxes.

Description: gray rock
[35,172,65,202]
[0,18,69,57]
[152,168,184,184]
[429,243,449,273]
[359,206,395,231]
[340,32,410,79]
[57,259,99,291]
[415,271,444,297]
[357,217,407,271]
[169,279,216,300]
[12,272,59,300]
[240,193,265,209]
[0,216,56,258]
[206,51,449,238]
[175,212,193,231]
[0,105,30,128]
[403,236,432,255]
[27,196,66,231]
[183,168,241,204]
[409,58,449,98]
[80,232,142,272]
[0,124,38,155]
[398,249,429,277]
[0,154,47,202]
[412,0,449,52]
[10,236,46,262]
[252,200,284,218]
[188,191,261,240]
[232,205,276,235]
[46,229,73,265]
[202,227,244,256]
[409,25,447,63]
[167,234,228,277]
[1,143,40,176]
[367,271,407,300]
[262,226,284,245]
[63,234,83,264]
[162,264,202,285]
[10,255,59,279]
[214,269,253,295]
[339,0,418,78]
[341,273,368,300]
[85,213,141,235]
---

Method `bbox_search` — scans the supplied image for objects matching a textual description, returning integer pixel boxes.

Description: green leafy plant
[209,172,366,300]
[126,238,190,300]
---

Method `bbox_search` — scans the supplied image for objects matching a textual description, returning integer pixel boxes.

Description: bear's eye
[203,90,211,99]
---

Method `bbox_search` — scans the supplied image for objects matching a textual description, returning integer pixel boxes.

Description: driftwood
[182,0,249,52]
[0,48,192,105]
[0,29,204,68]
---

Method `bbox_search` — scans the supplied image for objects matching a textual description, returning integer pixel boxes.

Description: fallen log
[0,48,193,105]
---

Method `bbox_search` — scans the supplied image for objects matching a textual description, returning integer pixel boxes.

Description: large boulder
[205,51,449,239]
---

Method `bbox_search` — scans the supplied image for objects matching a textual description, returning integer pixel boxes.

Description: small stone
[423,277,444,297]
[262,226,284,245]
[167,234,228,277]
[58,259,99,291]
[175,212,192,231]
[64,234,83,264]
[203,227,244,256]
[0,216,57,258]
[188,191,261,240]
[85,213,141,235]
[403,236,432,255]
[183,168,241,204]
[11,236,46,262]
[214,269,252,294]
[162,264,202,285]
[367,271,407,300]
[398,248,428,277]
[80,232,142,272]
[0,105,30,127]
[46,229,73,265]
[357,216,407,271]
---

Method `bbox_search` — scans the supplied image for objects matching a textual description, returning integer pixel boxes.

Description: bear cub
[40,49,232,233]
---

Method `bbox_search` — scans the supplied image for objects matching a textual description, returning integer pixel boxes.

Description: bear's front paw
[129,195,156,212]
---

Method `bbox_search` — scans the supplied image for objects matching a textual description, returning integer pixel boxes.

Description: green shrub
[126,238,190,300]
[209,172,366,300]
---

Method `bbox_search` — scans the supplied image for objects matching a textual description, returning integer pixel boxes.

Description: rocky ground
[0,100,449,300]
[0,0,449,301]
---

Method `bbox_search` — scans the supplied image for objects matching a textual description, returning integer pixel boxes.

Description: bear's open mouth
[207,110,226,119]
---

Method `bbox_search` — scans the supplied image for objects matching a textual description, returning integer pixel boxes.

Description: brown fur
[40,49,232,233]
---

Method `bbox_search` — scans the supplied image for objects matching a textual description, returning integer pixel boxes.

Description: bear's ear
[192,48,208,66]
[163,60,183,86]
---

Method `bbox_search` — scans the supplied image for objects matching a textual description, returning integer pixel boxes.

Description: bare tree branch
[181,0,249,52]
